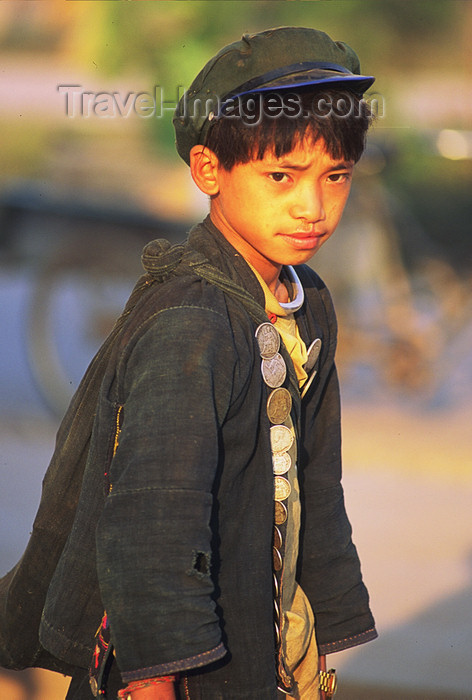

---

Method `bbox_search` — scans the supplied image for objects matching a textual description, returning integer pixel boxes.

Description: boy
[2,26,377,700]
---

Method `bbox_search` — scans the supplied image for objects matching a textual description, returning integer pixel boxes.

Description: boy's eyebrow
[265,158,354,171]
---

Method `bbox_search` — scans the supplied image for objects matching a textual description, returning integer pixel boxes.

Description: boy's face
[208,136,354,286]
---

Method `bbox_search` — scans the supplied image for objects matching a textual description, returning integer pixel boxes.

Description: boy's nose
[290,185,325,223]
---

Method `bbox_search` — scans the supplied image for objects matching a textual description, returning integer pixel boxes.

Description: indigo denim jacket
[40,218,377,699]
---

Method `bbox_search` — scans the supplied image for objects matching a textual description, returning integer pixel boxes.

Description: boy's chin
[279,250,320,267]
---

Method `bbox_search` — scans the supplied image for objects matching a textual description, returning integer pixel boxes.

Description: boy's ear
[189,145,221,196]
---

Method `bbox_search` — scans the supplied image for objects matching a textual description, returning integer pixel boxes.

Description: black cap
[173,26,375,164]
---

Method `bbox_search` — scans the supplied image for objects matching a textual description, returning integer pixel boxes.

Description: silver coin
[305,338,322,372]
[261,353,286,388]
[267,387,292,424]
[255,322,280,359]
[300,368,318,400]
[270,424,294,453]
[272,451,292,475]
[274,475,291,501]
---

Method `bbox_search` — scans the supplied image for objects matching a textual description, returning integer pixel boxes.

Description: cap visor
[230,67,375,99]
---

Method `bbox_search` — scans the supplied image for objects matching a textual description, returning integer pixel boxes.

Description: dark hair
[203,88,372,170]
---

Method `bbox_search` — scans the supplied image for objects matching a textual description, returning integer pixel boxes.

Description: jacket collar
[188,215,267,310]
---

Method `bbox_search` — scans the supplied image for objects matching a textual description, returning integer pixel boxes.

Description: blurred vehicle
[0,181,189,416]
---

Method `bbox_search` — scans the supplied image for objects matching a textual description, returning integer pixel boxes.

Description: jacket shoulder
[295,263,337,331]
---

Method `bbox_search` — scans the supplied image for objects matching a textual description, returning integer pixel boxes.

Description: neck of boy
[273,276,290,304]
[250,261,287,301]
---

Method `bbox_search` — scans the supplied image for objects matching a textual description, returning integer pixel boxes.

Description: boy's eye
[328,172,351,183]
[269,172,288,182]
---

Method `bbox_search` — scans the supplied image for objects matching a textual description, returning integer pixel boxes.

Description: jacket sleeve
[95,304,240,681]
[297,270,377,654]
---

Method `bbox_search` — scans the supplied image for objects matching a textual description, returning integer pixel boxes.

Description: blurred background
[0,1,471,698]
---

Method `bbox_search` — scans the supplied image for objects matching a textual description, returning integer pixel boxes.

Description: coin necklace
[255,321,297,678]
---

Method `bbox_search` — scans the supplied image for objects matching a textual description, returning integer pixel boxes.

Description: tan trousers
[280,585,320,700]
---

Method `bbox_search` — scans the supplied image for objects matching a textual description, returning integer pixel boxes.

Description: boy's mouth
[279,231,325,250]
